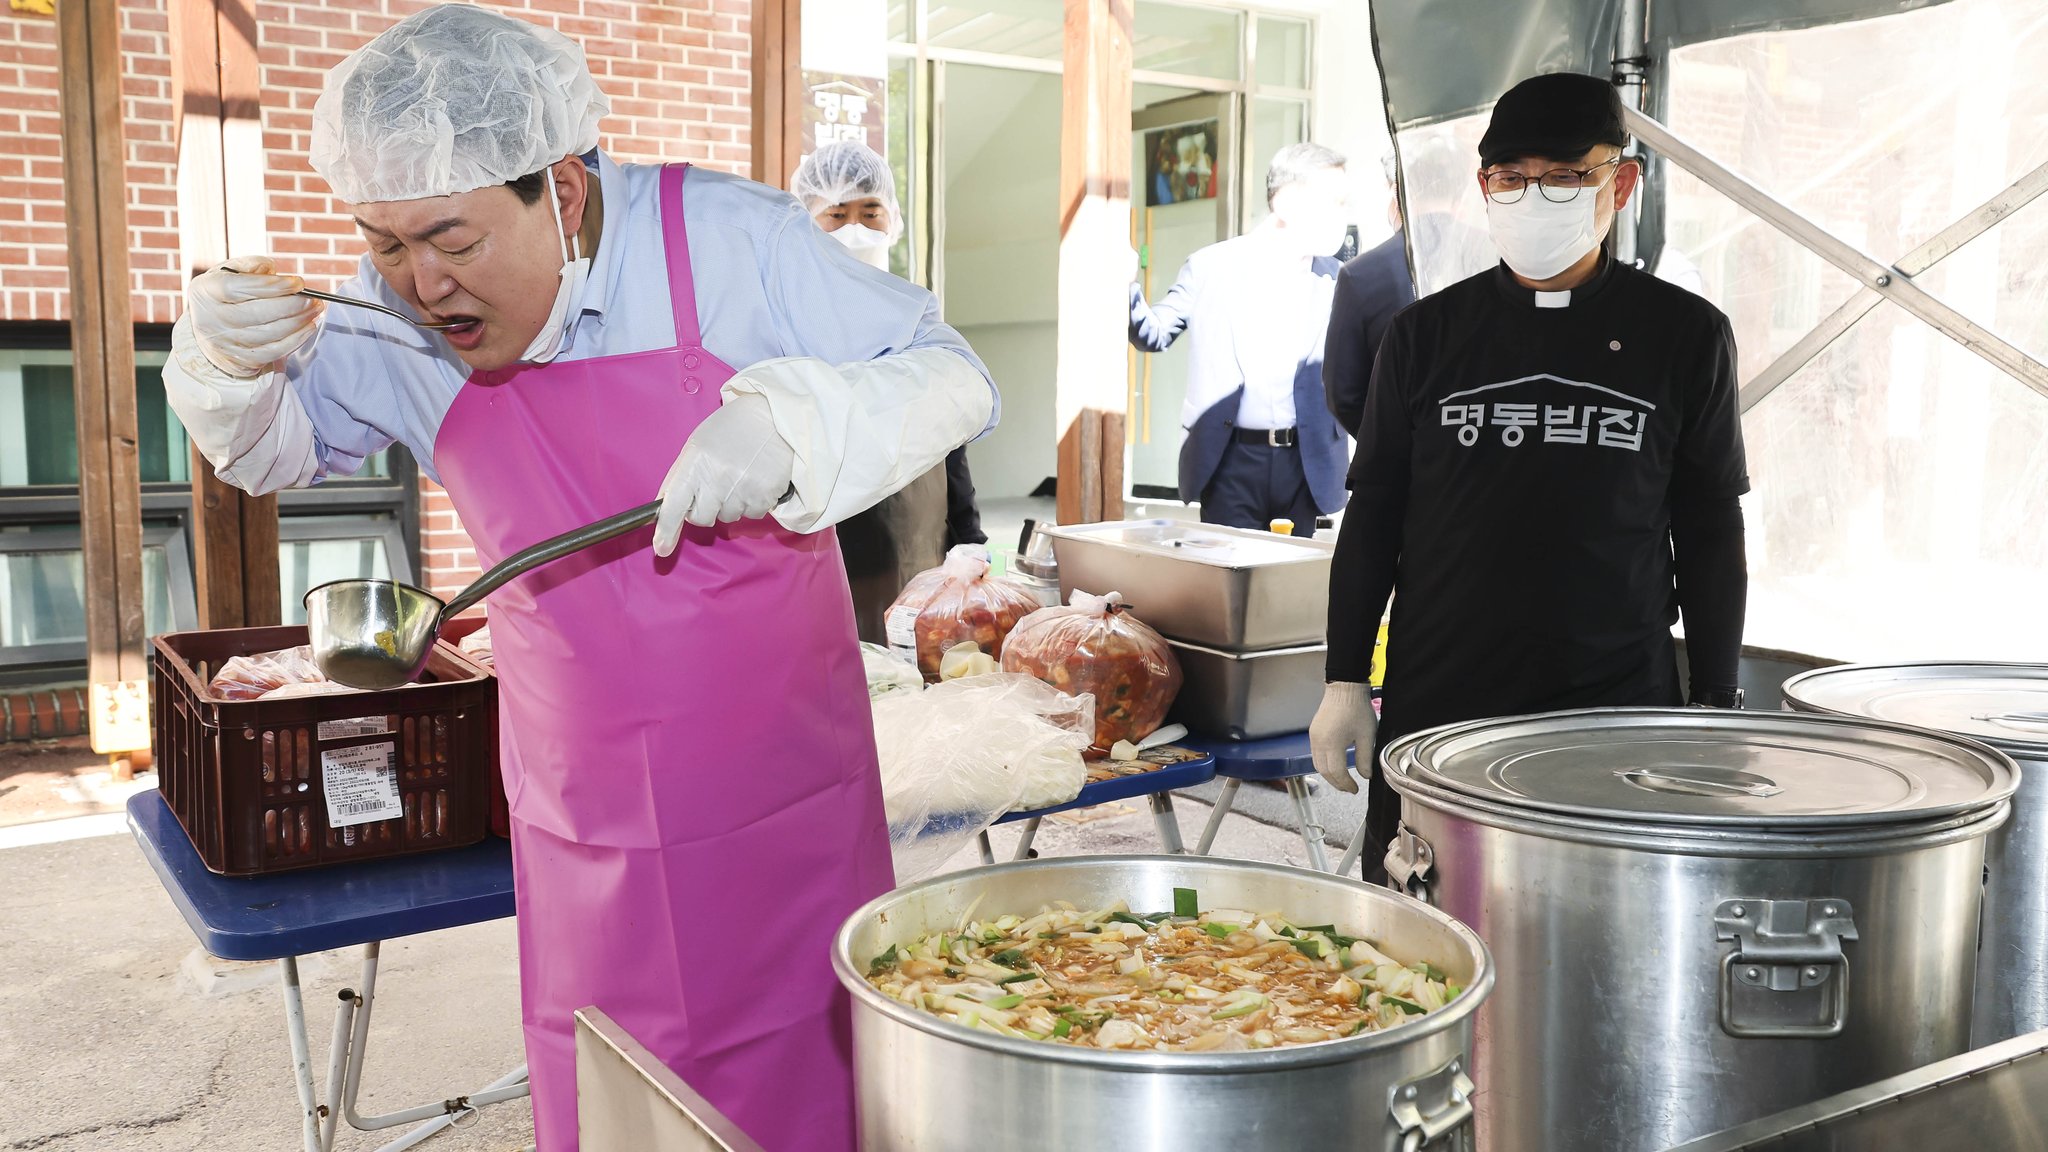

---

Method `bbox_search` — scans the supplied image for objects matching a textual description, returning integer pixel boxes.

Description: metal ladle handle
[444,500,663,618]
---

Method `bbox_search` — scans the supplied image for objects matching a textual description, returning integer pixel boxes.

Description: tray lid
[1782,662,2048,759]
[1401,708,2017,828]
[1043,520,1331,569]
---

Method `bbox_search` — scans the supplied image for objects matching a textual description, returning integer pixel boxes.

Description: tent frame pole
[1622,106,2048,406]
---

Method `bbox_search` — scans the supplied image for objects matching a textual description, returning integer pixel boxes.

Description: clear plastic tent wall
[1388,0,2048,663]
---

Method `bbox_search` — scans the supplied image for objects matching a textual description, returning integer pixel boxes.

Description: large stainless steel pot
[1380,708,2016,1152]
[1781,662,2048,1047]
[834,855,1494,1151]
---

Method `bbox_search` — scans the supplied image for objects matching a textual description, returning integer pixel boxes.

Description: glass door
[936,62,1066,502]
[1128,92,1238,496]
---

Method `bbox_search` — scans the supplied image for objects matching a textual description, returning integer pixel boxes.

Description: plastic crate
[152,625,498,876]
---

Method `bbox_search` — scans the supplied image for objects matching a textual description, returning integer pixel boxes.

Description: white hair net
[309,4,611,204]
[792,141,903,242]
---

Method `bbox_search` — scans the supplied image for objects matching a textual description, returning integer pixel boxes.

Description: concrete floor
[0,781,1323,1152]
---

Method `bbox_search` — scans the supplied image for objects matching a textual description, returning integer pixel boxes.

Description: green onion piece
[991,949,1027,967]
[1212,992,1269,1020]
[1173,887,1199,918]
[988,994,1024,1010]
[1108,912,1158,928]
[1384,995,1427,1015]
[1446,983,1462,999]
[1203,923,1237,939]
[1348,1020,1370,1036]
[999,971,1040,985]
[1417,961,1451,983]
[1292,937,1332,960]
[943,968,962,978]
[1052,1020,1073,1038]
[867,945,900,976]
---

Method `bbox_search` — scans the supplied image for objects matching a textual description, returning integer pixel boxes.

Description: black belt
[1233,426,1298,447]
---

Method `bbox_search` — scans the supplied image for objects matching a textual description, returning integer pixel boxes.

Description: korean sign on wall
[802,72,886,156]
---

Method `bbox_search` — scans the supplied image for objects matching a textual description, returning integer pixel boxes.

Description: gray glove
[1308,681,1376,794]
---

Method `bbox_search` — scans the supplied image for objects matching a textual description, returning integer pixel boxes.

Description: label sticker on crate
[317,715,391,742]
[322,742,403,828]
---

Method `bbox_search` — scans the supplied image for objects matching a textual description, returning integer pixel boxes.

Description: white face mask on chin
[831,222,893,270]
[518,177,591,365]
[1486,190,1604,281]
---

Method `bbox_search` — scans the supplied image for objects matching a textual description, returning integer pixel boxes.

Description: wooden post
[1054,0,1133,526]
[57,0,151,752]
[170,0,281,628]
[749,0,802,189]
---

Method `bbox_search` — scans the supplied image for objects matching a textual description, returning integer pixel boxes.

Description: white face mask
[518,177,591,364]
[1283,206,1349,259]
[831,222,893,270]
[1485,189,1604,281]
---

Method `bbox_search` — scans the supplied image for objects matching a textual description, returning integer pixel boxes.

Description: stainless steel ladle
[305,500,662,690]
[297,287,468,331]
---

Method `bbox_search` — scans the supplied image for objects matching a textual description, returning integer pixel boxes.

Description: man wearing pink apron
[160,8,998,1148]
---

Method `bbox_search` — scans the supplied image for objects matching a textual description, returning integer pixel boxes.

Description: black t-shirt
[1329,258,1749,736]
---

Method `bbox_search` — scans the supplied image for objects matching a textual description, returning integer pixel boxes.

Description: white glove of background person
[1309,681,1377,795]
[654,394,797,556]
[183,255,324,377]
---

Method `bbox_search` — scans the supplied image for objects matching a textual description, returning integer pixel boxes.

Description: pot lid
[1402,708,2016,827]
[1783,663,2048,759]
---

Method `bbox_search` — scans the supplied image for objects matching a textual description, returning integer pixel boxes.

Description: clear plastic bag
[871,672,1093,882]
[884,544,1041,683]
[862,642,926,699]
[207,646,353,701]
[458,624,494,668]
[1001,591,1184,754]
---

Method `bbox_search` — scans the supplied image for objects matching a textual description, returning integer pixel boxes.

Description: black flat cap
[1478,73,1627,168]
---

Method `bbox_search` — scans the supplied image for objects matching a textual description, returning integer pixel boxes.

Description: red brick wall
[1,0,755,599]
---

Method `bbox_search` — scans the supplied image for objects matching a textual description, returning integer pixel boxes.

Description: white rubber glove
[1308,681,1377,795]
[653,393,797,555]
[184,255,324,377]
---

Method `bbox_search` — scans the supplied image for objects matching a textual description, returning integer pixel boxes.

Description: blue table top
[127,791,516,963]
[995,752,1216,822]
[1182,732,1355,780]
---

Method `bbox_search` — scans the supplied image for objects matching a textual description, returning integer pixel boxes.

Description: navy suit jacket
[1323,229,1417,438]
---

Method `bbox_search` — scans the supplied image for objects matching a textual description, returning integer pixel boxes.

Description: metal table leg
[1335,808,1374,879]
[1284,777,1329,872]
[1010,816,1042,861]
[335,941,531,1142]
[280,956,324,1152]
[1149,793,1187,854]
[977,830,996,865]
[1193,778,1242,856]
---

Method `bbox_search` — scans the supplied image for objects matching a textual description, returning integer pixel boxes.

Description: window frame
[0,320,425,680]
[0,521,197,679]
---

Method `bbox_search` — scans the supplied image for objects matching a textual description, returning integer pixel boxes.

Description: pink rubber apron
[431,164,894,1151]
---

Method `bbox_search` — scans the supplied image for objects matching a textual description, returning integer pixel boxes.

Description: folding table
[126,791,526,1152]
[1182,733,1349,871]
[975,752,1217,863]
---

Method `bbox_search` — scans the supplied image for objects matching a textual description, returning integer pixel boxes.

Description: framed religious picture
[1142,120,1220,208]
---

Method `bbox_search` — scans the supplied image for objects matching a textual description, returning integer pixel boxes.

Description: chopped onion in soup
[864,894,1460,1051]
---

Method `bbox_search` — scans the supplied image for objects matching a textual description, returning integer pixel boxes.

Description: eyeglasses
[1481,156,1623,204]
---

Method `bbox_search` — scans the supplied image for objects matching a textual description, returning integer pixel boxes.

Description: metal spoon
[304,500,663,690]
[298,287,467,331]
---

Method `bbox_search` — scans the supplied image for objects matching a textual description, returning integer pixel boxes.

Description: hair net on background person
[791,141,904,243]
[309,4,611,205]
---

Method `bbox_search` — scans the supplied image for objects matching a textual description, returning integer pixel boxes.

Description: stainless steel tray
[1659,1030,2048,1151]
[1167,639,1325,741]
[1043,520,1332,650]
